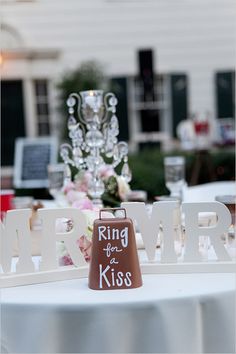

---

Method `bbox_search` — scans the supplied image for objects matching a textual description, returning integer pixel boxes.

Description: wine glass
[47,164,66,205]
[164,156,186,200]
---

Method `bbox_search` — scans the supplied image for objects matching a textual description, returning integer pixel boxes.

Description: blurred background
[1,0,235,199]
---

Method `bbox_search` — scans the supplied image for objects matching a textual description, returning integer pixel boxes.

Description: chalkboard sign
[13,137,58,188]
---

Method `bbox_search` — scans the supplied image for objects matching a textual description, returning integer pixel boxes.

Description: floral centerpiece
[71,165,130,207]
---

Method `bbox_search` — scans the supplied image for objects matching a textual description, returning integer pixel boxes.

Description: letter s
[116,271,124,287]
[124,272,132,287]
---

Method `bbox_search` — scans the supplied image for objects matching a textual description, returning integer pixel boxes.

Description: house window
[34,80,50,136]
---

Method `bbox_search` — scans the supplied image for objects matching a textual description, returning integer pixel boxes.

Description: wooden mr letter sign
[0,201,235,288]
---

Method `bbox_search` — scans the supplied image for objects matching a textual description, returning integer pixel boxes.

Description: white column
[23,78,37,137]
[48,78,61,140]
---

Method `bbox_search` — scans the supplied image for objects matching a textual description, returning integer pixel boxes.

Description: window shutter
[110,77,129,141]
[170,74,188,137]
[215,71,235,119]
[1,80,26,166]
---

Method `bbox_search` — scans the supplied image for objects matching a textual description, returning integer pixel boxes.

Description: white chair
[182,181,236,202]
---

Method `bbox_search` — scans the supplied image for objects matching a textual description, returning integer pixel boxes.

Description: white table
[182,181,236,202]
[1,273,235,353]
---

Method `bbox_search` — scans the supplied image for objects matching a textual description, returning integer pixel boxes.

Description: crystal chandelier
[60,90,131,205]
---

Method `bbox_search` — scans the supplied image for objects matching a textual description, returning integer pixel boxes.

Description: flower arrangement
[64,165,131,208]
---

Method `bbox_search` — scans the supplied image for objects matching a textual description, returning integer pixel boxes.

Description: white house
[1,0,235,176]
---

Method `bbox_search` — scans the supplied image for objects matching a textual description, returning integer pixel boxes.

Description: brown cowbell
[88,208,142,290]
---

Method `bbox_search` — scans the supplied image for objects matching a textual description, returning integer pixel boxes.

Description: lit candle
[85,91,96,109]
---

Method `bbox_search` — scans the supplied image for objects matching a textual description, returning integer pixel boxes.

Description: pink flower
[77,235,92,262]
[74,171,92,192]
[59,235,92,265]
[59,254,73,266]
[56,218,71,233]
[62,181,75,194]
[72,198,94,210]
[99,165,115,179]
[66,190,87,204]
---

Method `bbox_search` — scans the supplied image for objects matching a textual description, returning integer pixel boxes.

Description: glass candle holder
[164,156,186,200]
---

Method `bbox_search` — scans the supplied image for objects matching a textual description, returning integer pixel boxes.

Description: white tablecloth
[1,273,235,353]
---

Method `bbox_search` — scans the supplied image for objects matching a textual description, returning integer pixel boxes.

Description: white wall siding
[1,0,235,118]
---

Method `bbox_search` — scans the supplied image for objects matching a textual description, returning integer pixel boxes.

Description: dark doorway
[140,109,160,132]
[138,49,155,102]
[1,80,26,166]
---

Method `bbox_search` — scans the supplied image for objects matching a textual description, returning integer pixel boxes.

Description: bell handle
[99,208,127,220]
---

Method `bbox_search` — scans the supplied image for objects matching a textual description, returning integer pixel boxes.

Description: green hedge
[128,148,235,200]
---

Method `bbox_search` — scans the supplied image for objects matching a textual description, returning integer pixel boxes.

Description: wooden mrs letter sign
[88,208,142,290]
